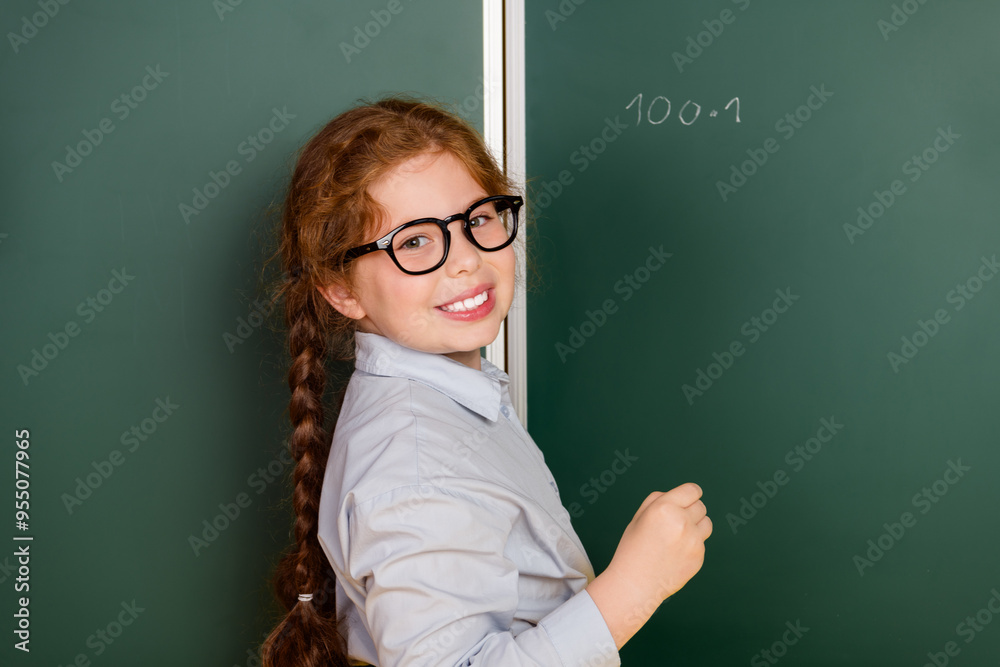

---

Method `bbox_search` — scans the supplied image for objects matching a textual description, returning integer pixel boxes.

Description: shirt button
[500,406,509,418]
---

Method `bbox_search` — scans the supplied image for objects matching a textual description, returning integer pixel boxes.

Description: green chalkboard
[525,0,1000,664]
[0,1,481,664]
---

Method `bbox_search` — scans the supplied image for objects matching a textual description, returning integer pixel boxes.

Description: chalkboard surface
[0,1,481,664]
[525,1,1000,664]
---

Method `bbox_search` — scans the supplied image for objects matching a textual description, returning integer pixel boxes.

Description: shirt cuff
[538,588,620,667]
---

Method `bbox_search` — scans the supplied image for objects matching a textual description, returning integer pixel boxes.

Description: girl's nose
[444,220,482,275]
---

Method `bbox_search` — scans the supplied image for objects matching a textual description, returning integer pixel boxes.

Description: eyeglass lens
[390,199,515,273]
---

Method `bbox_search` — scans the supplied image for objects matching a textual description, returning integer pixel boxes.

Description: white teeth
[442,290,488,312]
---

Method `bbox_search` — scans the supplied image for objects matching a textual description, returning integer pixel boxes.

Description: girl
[260,95,712,667]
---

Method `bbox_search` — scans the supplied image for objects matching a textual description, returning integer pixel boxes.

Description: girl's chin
[442,318,505,352]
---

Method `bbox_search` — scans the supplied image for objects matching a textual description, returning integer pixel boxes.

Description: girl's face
[321,150,515,370]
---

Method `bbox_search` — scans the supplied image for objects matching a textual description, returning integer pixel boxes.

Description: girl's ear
[317,281,366,320]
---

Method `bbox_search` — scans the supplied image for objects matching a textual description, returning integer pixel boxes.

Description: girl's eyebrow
[465,193,490,210]
[398,195,491,226]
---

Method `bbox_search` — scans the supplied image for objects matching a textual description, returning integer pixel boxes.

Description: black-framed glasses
[344,195,522,275]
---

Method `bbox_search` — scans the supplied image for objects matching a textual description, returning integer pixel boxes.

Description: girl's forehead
[375,150,471,192]
[370,151,488,225]
[380,150,440,182]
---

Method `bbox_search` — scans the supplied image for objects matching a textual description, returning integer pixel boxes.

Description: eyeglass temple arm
[345,241,381,260]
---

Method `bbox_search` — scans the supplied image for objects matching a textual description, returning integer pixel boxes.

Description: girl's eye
[469,213,493,228]
[399,234,431,250]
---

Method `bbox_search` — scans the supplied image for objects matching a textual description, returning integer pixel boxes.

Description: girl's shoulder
[326,372,492,506]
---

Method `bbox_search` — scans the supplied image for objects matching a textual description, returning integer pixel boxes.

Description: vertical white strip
[483,0,528,426]
[504,0,528,426]
[482,0,506,373]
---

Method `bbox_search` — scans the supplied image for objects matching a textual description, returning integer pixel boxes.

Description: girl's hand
[604,482,712,609]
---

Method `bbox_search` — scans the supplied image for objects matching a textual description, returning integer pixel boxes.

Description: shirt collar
[353,331,506,421]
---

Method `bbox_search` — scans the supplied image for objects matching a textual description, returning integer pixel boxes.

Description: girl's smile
[436,284,495,318]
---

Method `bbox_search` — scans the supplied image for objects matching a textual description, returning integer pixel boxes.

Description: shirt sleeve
[345,484,621,667]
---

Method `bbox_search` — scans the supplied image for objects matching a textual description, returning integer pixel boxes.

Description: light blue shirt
[317,331,621,667]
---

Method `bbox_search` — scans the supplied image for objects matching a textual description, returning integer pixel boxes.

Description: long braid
[261,280,349,667]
